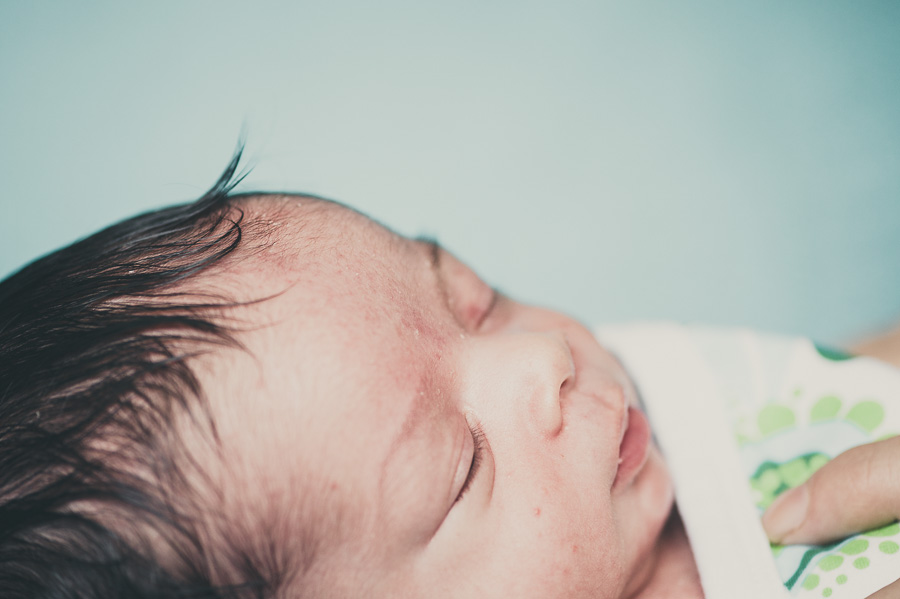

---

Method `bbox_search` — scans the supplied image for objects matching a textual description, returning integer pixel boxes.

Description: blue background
[2,1,898,345]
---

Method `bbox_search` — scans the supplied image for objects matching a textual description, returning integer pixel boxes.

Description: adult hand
[762,436,900,598]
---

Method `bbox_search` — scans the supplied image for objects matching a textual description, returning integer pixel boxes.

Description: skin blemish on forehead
[534,507,542,517]
[401,309,444,349]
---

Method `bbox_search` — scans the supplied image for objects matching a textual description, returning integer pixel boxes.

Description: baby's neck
[631,509,704,599]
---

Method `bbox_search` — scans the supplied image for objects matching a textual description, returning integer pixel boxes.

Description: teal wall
[2,1,898,345]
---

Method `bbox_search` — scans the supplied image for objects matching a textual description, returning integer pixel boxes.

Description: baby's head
[0,157,674,598]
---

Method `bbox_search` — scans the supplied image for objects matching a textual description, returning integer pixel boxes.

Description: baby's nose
[525,331,573,437]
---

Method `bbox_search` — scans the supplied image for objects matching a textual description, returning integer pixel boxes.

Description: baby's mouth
[613,405,651,489]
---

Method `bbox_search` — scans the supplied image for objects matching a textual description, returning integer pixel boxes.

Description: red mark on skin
[534,507,541,517]
[401,309,442,346]
[571,544,579,554]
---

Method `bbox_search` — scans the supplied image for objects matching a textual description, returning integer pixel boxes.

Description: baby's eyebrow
[414,236,452,316]
[414,235,442,275]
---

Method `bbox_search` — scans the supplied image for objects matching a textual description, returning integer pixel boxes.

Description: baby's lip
[612,405,651,490]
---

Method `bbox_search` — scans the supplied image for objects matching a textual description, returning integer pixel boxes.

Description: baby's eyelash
[455,423,486,504]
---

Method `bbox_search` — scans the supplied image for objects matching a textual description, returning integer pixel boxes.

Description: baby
[0,154,699,598]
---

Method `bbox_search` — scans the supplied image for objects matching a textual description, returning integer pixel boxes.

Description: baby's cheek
[505,503,626,599]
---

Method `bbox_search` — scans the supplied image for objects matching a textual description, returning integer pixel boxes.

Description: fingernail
[762,485,810,543]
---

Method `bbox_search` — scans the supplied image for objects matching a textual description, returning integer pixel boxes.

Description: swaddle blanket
[596,322,900,599]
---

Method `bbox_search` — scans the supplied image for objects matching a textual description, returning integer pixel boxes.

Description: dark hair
[0,150,281,598]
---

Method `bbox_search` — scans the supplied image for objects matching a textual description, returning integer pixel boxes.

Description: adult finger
[868,577,900,599]
[761,436,900,545]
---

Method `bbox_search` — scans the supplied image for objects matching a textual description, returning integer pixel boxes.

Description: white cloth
[597,322,900,599]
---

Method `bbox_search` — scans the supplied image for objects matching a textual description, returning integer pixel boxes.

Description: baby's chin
[617,446,676,599]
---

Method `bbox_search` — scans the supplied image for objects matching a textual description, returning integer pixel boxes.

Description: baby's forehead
[238,194,356,252]
[211,196,438,326]
[232,194,405,272]
[239,194,383,238]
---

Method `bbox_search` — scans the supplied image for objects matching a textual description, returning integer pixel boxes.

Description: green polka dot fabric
[722,331,900,599]
[597,322,900,599]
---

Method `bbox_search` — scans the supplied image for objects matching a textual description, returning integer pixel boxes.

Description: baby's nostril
[559,370,575,395]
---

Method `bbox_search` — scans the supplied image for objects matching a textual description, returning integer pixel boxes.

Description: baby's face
[199,196,674,598]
